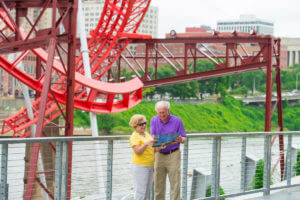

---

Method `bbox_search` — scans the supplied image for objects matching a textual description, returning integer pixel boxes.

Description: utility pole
[296,72,300,91]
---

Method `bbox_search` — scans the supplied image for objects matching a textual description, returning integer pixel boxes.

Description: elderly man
[150,101,186,200]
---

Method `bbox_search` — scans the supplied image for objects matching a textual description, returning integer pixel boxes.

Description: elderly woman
[129,114,155,200]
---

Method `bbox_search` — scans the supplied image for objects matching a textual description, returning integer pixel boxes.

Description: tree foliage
[97,114,118,134]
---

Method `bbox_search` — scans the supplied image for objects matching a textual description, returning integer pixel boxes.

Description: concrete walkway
[229,176,300,200]
[248,190,300,200]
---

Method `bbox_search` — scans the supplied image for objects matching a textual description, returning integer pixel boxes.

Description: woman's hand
[145,140,155,146]
[132,140,155,155]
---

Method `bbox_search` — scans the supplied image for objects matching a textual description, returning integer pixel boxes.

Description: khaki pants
[154,150,181,200]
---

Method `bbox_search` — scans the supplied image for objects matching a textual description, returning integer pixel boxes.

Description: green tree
[196,60,216,98]
[74,110,90,127]
[281,64,300,91]
[196,60,231,98]
[231,71,264,95]
[143,87,156,99]
[154,65,177,98]
[168,81,199,99]
[97,114,117,134]
[240,86,249,97]
[294,118,300,131]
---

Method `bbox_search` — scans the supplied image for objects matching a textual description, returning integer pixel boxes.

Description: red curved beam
[0,0,152,137]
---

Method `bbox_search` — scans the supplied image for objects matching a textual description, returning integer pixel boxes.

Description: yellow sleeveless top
[129,131,155,166]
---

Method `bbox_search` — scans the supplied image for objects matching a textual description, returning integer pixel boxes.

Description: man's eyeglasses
[138,122,147,126]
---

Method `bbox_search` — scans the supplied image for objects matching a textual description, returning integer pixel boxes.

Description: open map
[152,132,180,147]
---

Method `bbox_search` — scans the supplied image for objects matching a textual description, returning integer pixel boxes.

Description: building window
[293,51,296,65]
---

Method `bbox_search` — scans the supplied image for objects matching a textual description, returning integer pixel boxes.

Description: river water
[2,135,300,200]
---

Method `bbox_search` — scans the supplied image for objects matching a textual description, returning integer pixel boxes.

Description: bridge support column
[0,144,8,200]
[263,135,272,196]
[211,137,221,198]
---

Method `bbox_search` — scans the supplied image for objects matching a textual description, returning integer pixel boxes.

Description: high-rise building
[81,0,158,38]
[217,15,274,35]
[81,0,104,34]
[137,6,158,38]
[81,1,159,57]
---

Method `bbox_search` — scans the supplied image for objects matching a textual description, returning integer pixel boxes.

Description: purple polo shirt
[150,114,186,153]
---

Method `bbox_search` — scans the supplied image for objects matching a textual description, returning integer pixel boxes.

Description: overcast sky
[151,0,300,38]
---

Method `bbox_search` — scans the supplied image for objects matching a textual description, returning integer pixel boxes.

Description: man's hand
[155,144,166,152]
[174,136,186,143]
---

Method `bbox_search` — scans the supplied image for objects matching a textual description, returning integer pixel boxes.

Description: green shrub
[252,159,264,189]
[293,150,300,176]
[206,185,225,199]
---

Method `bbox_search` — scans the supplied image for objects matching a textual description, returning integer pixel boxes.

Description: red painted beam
[143,62,267,88]
[24,37,57,200]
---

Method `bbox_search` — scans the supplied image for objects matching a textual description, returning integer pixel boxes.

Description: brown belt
[160,148,179,155]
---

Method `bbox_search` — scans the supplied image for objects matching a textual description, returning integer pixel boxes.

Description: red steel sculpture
[0,0,285,199]
[0,0,151,199]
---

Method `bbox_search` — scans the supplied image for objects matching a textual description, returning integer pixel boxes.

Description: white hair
[155,101,170,112]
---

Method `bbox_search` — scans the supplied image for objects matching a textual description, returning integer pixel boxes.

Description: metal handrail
[0,131,300,144]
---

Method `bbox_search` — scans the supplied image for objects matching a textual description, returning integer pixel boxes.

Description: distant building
[185,25,213,33]
[166,26,213,38]
[281,38,300,67]
[0,8,50,97]
[137,6,159,38]
[81,0,103,34]
[81,1,159,58]
[82,0,158,38]
[217,15,274,35]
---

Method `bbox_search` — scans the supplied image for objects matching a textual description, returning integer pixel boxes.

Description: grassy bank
[73,96,299,134]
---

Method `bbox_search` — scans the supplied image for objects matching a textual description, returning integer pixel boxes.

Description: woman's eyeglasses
[137,122,147,126]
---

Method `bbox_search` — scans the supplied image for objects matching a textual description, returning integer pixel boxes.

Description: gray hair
[155,101,170,112]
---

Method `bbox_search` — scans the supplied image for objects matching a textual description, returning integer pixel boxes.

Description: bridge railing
[1,131,300,200]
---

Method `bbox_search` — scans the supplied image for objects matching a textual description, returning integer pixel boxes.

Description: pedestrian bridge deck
[1,131,300,199]
[249,190,300,200]
[229,176,300,200]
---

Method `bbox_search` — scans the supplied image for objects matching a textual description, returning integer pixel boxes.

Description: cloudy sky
[151,0,300,38]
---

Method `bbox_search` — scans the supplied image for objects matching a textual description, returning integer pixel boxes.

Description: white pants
[131,164,154,200]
